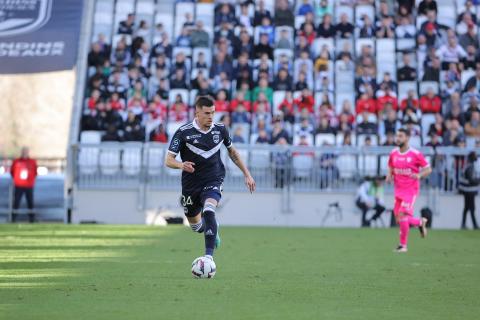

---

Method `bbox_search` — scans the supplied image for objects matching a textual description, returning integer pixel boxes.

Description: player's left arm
[412,152,432,180]
[227,146,256,193]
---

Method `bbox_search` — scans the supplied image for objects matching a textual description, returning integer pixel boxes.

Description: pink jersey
[388,147,430,198]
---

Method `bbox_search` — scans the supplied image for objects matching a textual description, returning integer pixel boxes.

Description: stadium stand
[80,0,480,183]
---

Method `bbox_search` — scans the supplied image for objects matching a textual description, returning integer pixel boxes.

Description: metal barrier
[72,143,479,194]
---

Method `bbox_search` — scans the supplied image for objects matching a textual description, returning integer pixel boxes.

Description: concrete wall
[72,188,473,229]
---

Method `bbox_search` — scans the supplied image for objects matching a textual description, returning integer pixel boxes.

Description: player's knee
[203,201,216,215]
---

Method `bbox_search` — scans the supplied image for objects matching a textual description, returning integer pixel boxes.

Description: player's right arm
[386,152,394,183]
[164,129,195,173]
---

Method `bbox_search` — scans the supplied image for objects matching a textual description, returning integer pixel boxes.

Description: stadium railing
[71,143,475,194]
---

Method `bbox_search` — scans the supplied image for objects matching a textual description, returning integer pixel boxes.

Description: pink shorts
[394,195,417,216]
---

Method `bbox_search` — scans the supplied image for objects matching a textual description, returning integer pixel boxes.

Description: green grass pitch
[0,224,479,320]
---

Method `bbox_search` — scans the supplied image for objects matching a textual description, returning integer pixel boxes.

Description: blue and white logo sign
[0,0,52,37]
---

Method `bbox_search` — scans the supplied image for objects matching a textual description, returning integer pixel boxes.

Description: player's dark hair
[397,128,410,137]
[195,96,215,109]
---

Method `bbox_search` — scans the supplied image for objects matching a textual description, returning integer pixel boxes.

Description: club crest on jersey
[407,157,412,162]
[0,0,53,37]
[213,135,220,144]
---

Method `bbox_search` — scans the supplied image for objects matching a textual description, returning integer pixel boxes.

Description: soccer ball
[191,256,216,279]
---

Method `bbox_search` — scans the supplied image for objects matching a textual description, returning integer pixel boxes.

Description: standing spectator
[10,147,37,223]
[458,151,480,229]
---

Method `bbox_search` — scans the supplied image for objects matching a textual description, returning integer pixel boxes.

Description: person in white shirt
[356,176,386,227]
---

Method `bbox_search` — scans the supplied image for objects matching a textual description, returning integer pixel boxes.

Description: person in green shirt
[252,77,273,104]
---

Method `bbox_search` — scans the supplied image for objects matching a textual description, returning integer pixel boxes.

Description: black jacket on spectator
[123,118,145,141]
[88,51,106,67]
[397,65,417,81]
[254,43,273,60]
[150,43,172,59]
[335,22,354,38]
[422,66,440,81]
[254,10,272,26]
[274,9,294,27]
[274,76,293,91]
[170,76,188,89]
[118,21,134,35]
[464,76,480,92]
[295,81,309,91]
[233,40,254,58]
[357,123,378,135]
[418,0,437,15]
[317,24,336,38]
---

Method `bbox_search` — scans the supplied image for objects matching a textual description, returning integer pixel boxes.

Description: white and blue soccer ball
[191,256,216,279]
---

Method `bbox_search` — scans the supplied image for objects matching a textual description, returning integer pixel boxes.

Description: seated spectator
[294,89,315,114]
[426,132,442,147]
[376,16,395,38]
[176,27,191,47]
[238,3,252,30]
[298,21,316,45]
[256,130,270,144]
[258,17,275,45]
[395,15,416,38]
[214,90,230,113]
[317,117,335,134]
[88,42,108,68]
[127,92,147,116]
[149,124,168,143]
[254,0,272,27]
[460,45,477,71]
[355,68,376,95]
[420,88,441,113]
[210,51,233,80]
[316,0,332,20]
[110,92,125,111]
[400,90,419,111]
[270,119,290,144]
[445,102,466,126]
[358,15,375,38]
[298,0,314,15]
[382,108,400,135]
[422,55,440,81]
[274,0,294,27]
[87,90,101,110]
[253,92,271,113]
[151,32,172,59]
[123,111,145,141]
[215,22,235,44]
[444,62,460,83]
[118,13,135,35]
[428,113,446,138]
[357,112,378,135]
[464,64,480,92]
[457,12,477,35]
[459,24,479,49]
[110,40,131,66]
[376,85,398,113]
[219,113,231,127]
[276,29,293,49]
[215,3,236,26]
[397,54,417,81]
[170,68,188,89]
[335,13,354,38]
[418,0,437,16]
[317,13,335,38]
[377,0,393,20]
[401,106,421,127]
[273,68,293,91]
[277,92,295,123]
[435,35,467,70]
[232,104,251,124]
[254,33,273,60]
[356,90,377,114]
[297,118,315,136]
[232,126,246,143]
[461,88,480,111]
[191,21,210,48]
[231,91,252,112]
[295,36,312,59]
[383,132,396,146]
[443,119,465,146]
[102,124,122,141]
[295,71,310,91]
[253,78,273,105]
[135,20,150,40]
[168,94,188,123]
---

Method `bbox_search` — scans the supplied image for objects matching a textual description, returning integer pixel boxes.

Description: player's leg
[467,193,478,229]
[182,193,204,233]
[393,197,409,252]
[202,198,219,257]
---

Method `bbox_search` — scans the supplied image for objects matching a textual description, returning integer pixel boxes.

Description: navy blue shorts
[181,183,222,217]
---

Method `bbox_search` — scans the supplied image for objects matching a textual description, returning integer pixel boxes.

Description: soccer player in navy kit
[165,96,256,261]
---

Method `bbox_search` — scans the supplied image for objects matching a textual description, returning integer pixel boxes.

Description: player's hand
[385,174,392,183]
[410,173,421,180]
[245,174,256,193]
[182,161,195,173]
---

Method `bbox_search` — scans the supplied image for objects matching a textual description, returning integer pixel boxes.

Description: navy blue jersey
[168,120,233,191]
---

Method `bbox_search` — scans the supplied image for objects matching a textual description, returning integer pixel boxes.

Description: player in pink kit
[387,128,432,253]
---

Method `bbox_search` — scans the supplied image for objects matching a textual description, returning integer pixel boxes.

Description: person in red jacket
[10,147,37,223]
[420,87,442,114]
[356,91,377,114]
[294,89,315,113]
